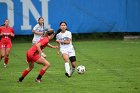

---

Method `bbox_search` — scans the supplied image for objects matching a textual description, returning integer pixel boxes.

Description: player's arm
[56,38,71,44]
[55,41,61,56]
[0,27,2,36]
[10,33,14,37]
[47,43,58,48]
[32,30,43,35]
[63,38,71,44]
[36,42,46,58]
[55,42,60,47]
[10,28,15,37]
[36,43,42,54]
[0,27,3,36]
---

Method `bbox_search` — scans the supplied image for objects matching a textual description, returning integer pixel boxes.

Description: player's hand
[41,52,46,58]
[26,59,29,63]
[52,46,58,49]
[56,39,64,43]
[10,33,14,37]
[56,39,61,43]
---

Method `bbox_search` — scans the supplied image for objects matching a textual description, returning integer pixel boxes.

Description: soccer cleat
[4,63,7,68]
[65,73,71,77]
[35,78,42,83]
[17,80,22,83]
[17,77,24,82]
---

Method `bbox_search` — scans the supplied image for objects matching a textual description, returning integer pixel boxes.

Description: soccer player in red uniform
[0,19,14,67]
[18,29,57,83]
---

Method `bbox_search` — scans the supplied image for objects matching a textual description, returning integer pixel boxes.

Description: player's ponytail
[56,29,61,35]
[42,29,55,37]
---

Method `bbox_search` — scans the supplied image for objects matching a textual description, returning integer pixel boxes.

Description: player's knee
[27,66,34,71]
[1,55,5,58]
[69,56,76,63]
[29,66,34,70]
[47,63,50,67]
[44,62,50,68]
[29,64,34,70]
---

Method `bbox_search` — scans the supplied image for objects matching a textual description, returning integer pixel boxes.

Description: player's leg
[4,48,11,66]
[62,53,71,77]
[68,48,76,76]
[0,48,5,61]
[0,48,6,67]
[69,56,76,76]
[35,57,50,82]
[18,62,34,82]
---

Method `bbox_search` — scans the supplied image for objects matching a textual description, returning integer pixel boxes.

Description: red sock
[4,57,9,64]
[39,69,45,76]
[22,70,29,77]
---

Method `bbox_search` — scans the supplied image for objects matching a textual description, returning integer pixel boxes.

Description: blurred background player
[18,29,58,83]
[32,17,45,44]
[0,19,15,67]
[56,21,76,77]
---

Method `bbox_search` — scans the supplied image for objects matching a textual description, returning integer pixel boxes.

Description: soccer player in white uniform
[56,21,76,77]
[32,17,44,44]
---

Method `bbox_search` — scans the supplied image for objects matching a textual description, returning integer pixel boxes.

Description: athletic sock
[22,70,29,77]
[4,57,9,64]
[70,67,75,75]
[65,62,70,75]
[37,69,45,80]
[19,70,29,82]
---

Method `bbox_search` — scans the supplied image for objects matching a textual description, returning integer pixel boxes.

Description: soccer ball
[77,65,86,74]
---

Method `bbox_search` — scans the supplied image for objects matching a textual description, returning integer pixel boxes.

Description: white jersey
[32,24,44,44]
[56,30,75,57]
[56,30,73,49]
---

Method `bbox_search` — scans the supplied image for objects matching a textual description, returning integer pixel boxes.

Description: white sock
[65,62,70,75]
[71,67,75,75]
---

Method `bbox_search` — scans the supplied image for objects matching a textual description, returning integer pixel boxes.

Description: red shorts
[26,51,41,63]
[1,39,12,48]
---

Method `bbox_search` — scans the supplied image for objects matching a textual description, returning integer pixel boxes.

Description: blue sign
[0,0,140,35]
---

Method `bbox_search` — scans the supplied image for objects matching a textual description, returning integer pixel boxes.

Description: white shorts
[60,47,76,57]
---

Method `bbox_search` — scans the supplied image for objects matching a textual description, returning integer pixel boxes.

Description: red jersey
[26,36,49,62]
[0,26,14,48]
[0,26,14,39]
[28,37,49,55]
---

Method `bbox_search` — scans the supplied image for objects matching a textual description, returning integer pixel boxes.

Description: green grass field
[0,40,140,93]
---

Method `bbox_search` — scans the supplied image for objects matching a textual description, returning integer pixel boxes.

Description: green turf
[0,40,140,93]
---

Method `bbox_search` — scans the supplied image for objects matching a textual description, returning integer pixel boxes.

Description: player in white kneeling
[56,21,76,77]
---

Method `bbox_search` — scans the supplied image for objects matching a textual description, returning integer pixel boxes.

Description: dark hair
[59,21,67,26]
[0,24,5,26]
[1,19,8,26]
[56,21,68,35]
[38,17,44,29]
[43,29,55,36]
[38,17,44,21]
